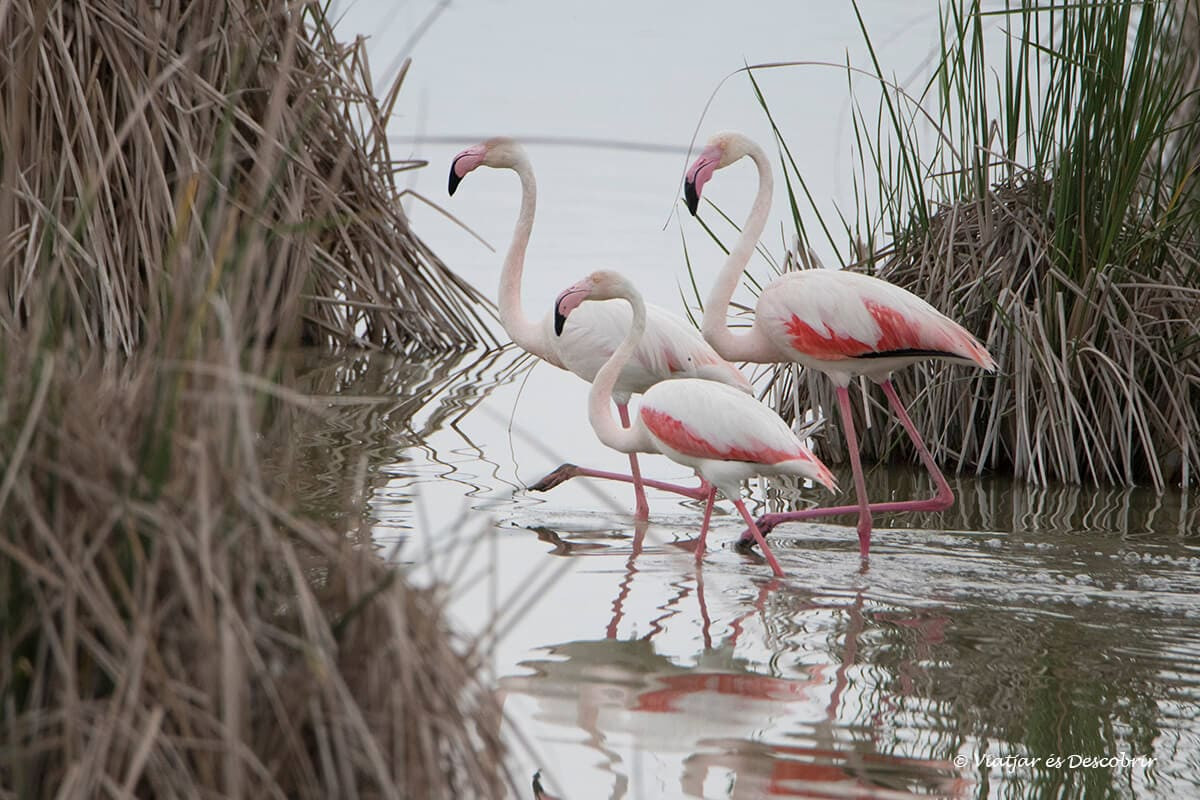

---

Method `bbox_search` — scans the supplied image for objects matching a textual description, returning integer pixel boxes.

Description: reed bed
[0,0,496,355]
[749,0,1200,490]
[0,347,510,798]
[1,0,510,796]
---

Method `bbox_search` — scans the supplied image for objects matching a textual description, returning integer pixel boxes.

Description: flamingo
[448,137,751,520]
[683,131,996,557]
[553,269,836,577]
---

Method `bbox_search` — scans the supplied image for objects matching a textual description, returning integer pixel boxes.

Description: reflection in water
[501,530,968,798]
[497,492,1198,797]
[275,346,531,545]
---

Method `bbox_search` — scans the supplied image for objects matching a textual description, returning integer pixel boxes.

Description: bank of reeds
[0,0,496,355]
[752,0,1200,490]
[1,1,509,796]
[0,347,510,798]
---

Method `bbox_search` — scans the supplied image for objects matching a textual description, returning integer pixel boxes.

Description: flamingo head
[448,137,525,195]
[683,131,752,215]
[552,270,627,335]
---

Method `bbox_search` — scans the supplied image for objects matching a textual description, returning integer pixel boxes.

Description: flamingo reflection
[504,525,968,798]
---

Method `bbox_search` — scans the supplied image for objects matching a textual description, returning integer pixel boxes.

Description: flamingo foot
[528,463,580,492]
[856,517,872,558]
[733,500,785,577]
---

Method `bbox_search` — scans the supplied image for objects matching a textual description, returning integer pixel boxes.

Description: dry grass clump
[0,0,495,355]
[872,178,1200,489]
[0,1,513,796]
[753,1,1200,490]
[0,346,510,798]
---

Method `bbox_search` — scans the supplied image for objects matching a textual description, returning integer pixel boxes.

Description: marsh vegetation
[1,1,506,796]
[724,1,1200,491]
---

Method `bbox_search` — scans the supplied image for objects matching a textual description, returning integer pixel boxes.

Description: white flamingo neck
[497,155,551,359]
[589,284,652,454]
[701,139,777,364]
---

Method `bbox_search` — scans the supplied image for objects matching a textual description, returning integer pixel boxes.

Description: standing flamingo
[449,137,750,519]
[683,131,996,557]
[553,269,837,577]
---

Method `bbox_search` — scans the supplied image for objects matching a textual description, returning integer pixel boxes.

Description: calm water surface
[288,349,1199,799]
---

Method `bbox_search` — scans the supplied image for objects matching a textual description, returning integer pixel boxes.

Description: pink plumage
[755,269,994,383]
[448,136,751,520]
[555,270,837,578]
[685,131,997,558]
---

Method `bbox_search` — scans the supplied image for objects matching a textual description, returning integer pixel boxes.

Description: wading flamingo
[449,137,751,519]
[554,269,836,577]
[684,131,996,557]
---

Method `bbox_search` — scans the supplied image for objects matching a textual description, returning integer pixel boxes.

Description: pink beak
[448,145,487,195]
[683,144,722,215]
[553,282,591,336]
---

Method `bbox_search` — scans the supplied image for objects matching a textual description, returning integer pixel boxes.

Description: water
[289,349,1199,799]
[307,3,1200,796]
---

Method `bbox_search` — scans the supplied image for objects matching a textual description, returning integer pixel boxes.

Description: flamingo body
[685,130,997,557]
[637,379,836,497]
[754,270,995,384]
[552,300,750,404]
[449,136,749,518]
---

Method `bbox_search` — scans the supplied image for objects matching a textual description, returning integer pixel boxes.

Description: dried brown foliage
[0,1,512,796]
[0,348,510,798]
[0,0,496,354]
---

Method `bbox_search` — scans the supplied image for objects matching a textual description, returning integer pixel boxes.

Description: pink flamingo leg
[835,385,873,557]
[529,400,714,506]
[877,379,954,510]
[740,379,955,544]
[618,403,650,520]
[733,498,784,577]
[694,486,718,563]
[528,464,713,500]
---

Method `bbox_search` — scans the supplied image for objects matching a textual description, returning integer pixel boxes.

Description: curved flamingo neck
[701,139,777,364]
[498,154,552,359]
[590,283,652,455]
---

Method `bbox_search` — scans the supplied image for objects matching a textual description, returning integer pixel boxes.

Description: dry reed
[0,348,510,798]
[750,1,1200,491]
[1,0,512,796]
[0,0,496,355]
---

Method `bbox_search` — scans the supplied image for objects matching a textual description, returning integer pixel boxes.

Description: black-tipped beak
[448,156,465,196]
[684,178,700,216]
[554,304,567,336]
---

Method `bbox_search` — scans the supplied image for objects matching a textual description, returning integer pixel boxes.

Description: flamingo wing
[758,270,994,368]
[639,380,812,466]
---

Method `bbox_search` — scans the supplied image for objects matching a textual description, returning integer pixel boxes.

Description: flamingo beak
[448,154,467,195]
[683,144,721,216]
[553,286,589,336]
[448,146,487,196]
[683,175,702,216]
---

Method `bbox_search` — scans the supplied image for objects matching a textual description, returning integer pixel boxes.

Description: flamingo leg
[529,463,713,501]
[877,379,954,511]
[694,486,718,563]
[835,385,873,558]
[617,404,651,520]
[732,498,784,577]
[740,379,954,544]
